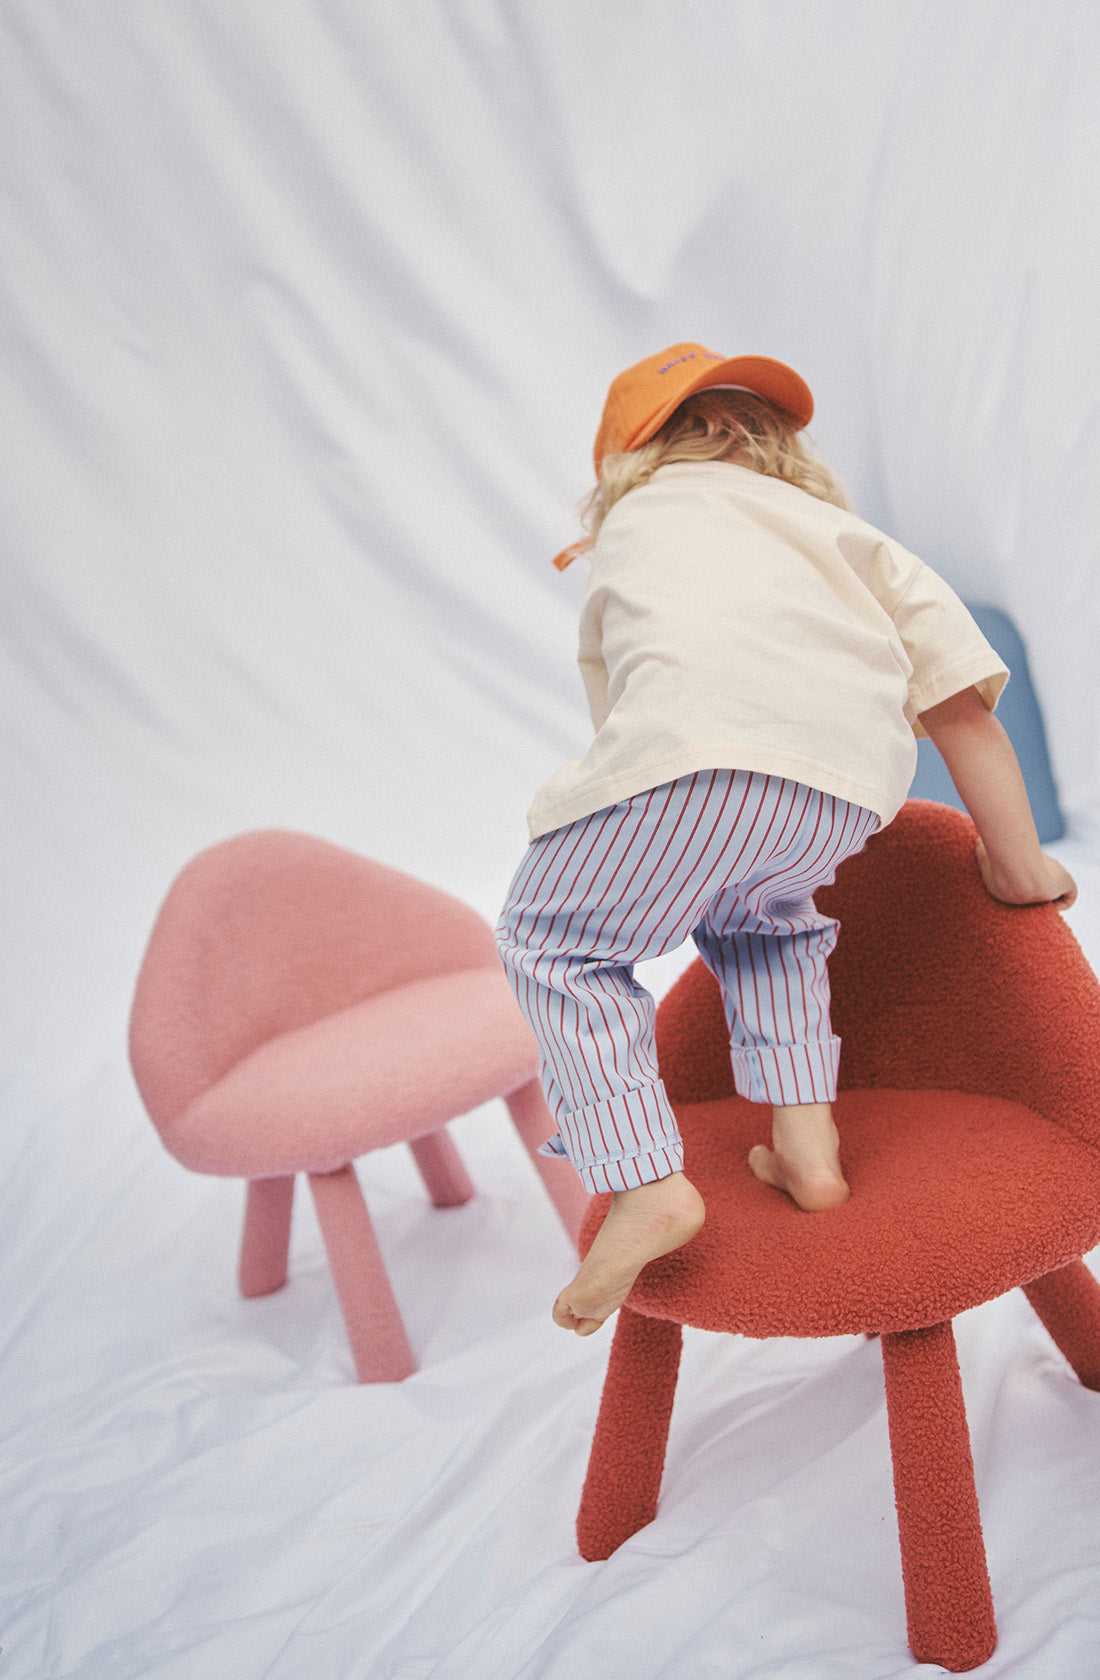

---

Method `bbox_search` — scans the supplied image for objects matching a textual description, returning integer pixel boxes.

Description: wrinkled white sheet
[2,3,1100,1675]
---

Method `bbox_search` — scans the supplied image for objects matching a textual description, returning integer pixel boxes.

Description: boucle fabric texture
[128,830,583,1384]
[878,1318,994,1670]
[174,968,534,1176]
[129,830,537,1177]
[591,1086,1100,1337]
[579,799,1100,1330]
[574,799,1100,1670]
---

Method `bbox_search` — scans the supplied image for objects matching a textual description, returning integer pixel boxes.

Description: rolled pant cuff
[730,1038,841,1106]
[537,1081,685,1194]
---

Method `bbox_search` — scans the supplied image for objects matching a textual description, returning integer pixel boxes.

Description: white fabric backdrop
[3,3,1100,1676]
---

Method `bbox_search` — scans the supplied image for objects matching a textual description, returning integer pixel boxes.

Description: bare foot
[748,1101,850,1211]
[552,1172,705,1335]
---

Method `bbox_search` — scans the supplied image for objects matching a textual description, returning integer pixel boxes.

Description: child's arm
[917,685,1077,907]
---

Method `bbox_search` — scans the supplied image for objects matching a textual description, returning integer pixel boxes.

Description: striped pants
[495,769,879,1193]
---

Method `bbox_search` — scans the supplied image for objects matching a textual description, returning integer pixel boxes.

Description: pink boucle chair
[129,830,587,1382]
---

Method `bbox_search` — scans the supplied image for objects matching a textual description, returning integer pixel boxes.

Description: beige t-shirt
[527,461,1009,839]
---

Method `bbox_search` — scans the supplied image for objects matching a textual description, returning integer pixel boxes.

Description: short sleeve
[886,560,1010,735]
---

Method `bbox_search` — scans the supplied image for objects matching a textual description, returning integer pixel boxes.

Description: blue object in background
[908,605,1065,843]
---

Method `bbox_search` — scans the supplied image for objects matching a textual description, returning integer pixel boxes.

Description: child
[495,341,1077,1338]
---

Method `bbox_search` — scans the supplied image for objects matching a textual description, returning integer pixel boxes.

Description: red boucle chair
[129,831,587,1383]
[575,800,1100,1672]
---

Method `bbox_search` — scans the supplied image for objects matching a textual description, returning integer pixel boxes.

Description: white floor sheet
[3,4,1100,1676]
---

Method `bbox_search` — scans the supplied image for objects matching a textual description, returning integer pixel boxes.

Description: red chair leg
[505,1078,589,1250]
[239,1176,295,1297]
[409,1130,475,1207]
[308,1165,416,1383]
[1023,1260,1100,1391]
[577,1307,683,1561]
[880,1321,996,1672]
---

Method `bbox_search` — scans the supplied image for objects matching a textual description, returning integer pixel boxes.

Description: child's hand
[975,838,1078,908]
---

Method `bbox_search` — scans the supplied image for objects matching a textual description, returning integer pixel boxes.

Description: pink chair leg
[239,1176,295,1298]
[506,1078,589,1250]
[880,1321,996,1672]
[307,1165,416,1383]
[577,1307,683,1561]
[1023,1259,1100,1390]
[409,1130,475,1207]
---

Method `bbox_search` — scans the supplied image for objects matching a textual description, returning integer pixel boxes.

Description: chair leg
[1023,1259,1100,1390]
[880,1321,996,1672]
[505,1078,589,1250]
[409,1130,475,1208]
[307,1165,416,1383]
[239,1176,295,1298]
[577,1307,683,1561]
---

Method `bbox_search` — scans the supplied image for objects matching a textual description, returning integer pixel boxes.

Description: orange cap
[591,341,814,474]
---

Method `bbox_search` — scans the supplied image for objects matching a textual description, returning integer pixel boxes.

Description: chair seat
[581,1088,1100,1337]
[167,967,538,1177]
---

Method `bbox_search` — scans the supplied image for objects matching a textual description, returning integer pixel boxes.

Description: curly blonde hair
[580,388,849,541]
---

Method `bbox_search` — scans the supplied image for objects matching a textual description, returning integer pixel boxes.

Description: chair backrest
[656,800,1100,1148]
[129,830,499,1128]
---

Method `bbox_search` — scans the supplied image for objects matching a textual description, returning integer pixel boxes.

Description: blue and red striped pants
[495,769,879,1193]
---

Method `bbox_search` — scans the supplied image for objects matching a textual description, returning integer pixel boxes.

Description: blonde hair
[581,388,849,541]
